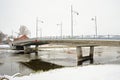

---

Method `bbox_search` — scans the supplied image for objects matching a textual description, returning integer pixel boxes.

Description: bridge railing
[37,35,120,40]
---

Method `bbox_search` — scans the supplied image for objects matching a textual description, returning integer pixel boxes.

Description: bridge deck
[12,38,120,47]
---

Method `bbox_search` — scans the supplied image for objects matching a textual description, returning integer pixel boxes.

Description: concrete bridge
[9,38,120,65]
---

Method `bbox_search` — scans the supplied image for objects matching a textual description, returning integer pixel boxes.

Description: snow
[0,44,10,49]
[1,64,120,80]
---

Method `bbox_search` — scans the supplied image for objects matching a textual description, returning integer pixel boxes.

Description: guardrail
[36,35,120,40]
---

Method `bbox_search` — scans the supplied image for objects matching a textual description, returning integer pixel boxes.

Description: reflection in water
[19,59,63,71]
[0,63,3,65]
[0,62,21,76]
[0,59,63,76]
[0,49,64,76]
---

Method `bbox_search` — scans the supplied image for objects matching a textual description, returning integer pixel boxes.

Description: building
[14,35,29,41]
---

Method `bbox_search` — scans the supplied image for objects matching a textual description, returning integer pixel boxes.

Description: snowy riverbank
[0,44,10,49]
[1,64,120,80]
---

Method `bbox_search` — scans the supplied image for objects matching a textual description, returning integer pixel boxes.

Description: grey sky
[0,0,120,38]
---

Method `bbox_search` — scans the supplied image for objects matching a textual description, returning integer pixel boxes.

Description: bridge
[9,38,120,65]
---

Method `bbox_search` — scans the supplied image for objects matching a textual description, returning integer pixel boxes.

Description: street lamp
[38,28,42,38]
[36,17,44,38]
[57,22,62,39]
[71,5,79,38]
[91,16,98,37]
[40,28,42,38]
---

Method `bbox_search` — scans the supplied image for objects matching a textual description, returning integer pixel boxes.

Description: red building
[14,35,29,41]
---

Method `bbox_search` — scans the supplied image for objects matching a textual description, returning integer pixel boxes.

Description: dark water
[0,46,120,76]
[0,48,76,76]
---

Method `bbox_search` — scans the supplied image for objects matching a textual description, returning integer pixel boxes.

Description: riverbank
[1,64,120,80]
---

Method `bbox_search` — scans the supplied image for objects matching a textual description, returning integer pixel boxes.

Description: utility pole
[57,22,62,38]
[60,22,62,38]
[36,17,38,39]
[95,16,98,37]
[71,5,73,38]
[71,5,79,38]
[36,17,44,39]
[40,28,42,38]
[11,30,13,38]
[92,16,98,37]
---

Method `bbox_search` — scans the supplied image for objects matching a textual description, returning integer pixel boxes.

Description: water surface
[0,45,120,76]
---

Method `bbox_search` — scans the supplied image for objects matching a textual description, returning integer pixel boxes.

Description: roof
[14,35,29,41]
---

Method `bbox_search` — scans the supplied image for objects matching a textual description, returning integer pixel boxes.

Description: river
[0,44,120,76]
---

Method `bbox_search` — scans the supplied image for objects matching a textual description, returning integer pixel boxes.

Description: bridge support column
[35,45,38,56]
[76,45,95,66]
[24,46,30,54]
[76,46,83,65]
[89,46,94,64]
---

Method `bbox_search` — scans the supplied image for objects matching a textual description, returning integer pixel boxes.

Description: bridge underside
[10,39,120,66]
[15,46,24,50]
[11,40,49,50]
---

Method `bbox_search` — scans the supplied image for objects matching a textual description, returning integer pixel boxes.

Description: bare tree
[19,25,30,36]
[0,31,6,42]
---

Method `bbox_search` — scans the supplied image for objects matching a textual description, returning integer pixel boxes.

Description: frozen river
[0,44,120,76]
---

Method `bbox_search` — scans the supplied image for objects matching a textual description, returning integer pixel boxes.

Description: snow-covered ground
[1,64,120,80]
[0,44,10,49]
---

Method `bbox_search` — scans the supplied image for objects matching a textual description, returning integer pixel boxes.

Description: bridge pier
[23,45,39,54]
[76,45,95,65]
[76,46,83,65]
[35,45,38,56]
[89,46,94,64]
[24,46,31,54]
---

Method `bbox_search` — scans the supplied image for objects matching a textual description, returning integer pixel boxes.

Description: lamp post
[71,5,73,38]
[36,17,38,38]
[57,22,62,39]
[92,16,98,37]
[40,28,42,38]
[11,30,13,38]
[36,17,44,38]
[71,5,79,38]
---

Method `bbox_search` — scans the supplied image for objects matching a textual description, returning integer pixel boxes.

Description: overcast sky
[0,0,120,38]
